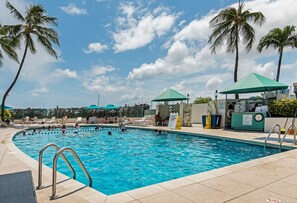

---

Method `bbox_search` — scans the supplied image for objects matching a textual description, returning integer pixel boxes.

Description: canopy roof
[220,73,288,94]
[152,89,188,102]
[84,104,101,110]
[103,104,119,110]
[0,105,13,110]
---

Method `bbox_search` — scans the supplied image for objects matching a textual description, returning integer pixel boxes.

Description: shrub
[269,99,297,117]
[0,109,12,121]
[194,97,212,104]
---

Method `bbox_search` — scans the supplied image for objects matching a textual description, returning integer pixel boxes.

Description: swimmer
[158,130,162,134]
[95,126,99,131]
[74,123,79,128]
[48,126,51,131]
[62,125,66,135]
[154,129,158,132]
[108,131,112,135]
[22,130,26,136]
[33,129,36,134]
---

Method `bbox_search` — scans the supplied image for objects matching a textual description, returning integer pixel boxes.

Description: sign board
[242,114,252,126]
[168,113,178,129]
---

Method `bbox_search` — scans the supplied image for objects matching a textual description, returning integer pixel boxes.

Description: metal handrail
[279,124,296,151]
[36,143,76,189]
[264,124,281,148]
[50,147,92,199]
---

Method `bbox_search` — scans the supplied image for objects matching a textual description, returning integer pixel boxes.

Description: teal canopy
[0,105,13,110]
[220,73,288,94]
[103,104,119,110]
[84,104,101,110]
[152,89,189,102]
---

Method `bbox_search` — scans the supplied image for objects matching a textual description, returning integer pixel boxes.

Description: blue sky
[0,0,296,108]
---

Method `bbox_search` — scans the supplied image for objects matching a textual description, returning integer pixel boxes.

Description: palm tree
[208,2,265,99]
[1,1,59,121]
[0,24,19,67]
[257,25,297,82]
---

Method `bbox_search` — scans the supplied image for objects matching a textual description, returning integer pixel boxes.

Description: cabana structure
[219,72,288,131]
[151,89,189,125]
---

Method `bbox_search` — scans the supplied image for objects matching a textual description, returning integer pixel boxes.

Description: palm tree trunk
[1,41,29,121]
[234,26,239,99]
[276,47,283,82]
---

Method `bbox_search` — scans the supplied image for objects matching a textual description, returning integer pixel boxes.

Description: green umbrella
[0,105,13,110]
[220,73,288,94]
[84,104,101,110]
[103,104,119,110]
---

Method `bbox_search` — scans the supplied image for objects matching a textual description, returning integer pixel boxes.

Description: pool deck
[1,125,297,202]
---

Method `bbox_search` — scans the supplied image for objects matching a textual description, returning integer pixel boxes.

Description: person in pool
[62,125,66,135]
[108,131,112,135]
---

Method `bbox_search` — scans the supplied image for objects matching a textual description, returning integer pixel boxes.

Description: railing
[264,124,281,148]
[50,147,92,199]
[36,143,76,189]
[279,124,296,151]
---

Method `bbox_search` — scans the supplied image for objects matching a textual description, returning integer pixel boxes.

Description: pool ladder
[36,143,92,199]
[264,124,296,151]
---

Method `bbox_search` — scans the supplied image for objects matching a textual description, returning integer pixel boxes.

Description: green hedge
[269,99,297,117]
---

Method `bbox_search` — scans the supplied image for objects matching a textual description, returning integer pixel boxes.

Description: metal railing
[279,124,296,151]
[50,147,92,199]
[264,124,281,148]
[36,143,76,189]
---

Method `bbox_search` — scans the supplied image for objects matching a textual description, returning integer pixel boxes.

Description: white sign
[242,114,252,126]
[168,113,178,129]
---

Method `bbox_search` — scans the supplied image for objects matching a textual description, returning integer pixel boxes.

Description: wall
[191,104,208,124]
[264,117,297,132]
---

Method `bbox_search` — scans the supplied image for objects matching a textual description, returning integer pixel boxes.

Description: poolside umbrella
[103,104,119,110]
[0,105,13,110]
[103,104,119,117]
[84,104,101,110]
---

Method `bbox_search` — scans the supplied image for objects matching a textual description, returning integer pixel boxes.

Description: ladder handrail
[279,124,296,151]
[36,143,76,189]
[264,124,281,148]
[50,147,92,199]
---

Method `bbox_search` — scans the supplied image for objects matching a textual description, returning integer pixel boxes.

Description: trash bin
[202,115,207,128]
[211,115,221,129]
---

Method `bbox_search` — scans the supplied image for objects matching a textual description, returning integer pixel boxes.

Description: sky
[0,0,296,108]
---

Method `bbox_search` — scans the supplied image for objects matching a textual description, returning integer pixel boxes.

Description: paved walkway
[1,126,297,202]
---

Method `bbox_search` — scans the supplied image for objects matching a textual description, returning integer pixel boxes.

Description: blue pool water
[13,127,281,195]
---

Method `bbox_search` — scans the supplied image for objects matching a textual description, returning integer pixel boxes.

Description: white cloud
[60,3,87,15]
[113,3,178,52]
[29,87,48,97]
[90,65,115,75]
[51,69,78,79]
[83,42,108,54]
[205,77,223,91]
[128,0,297,87]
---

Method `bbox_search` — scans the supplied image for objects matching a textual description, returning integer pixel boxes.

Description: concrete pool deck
[1,125,297,202]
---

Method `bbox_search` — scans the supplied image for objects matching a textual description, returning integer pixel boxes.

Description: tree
[1,1,59,121]
[194,97,212,104]
[0,24,19,67]
[257,25,297,81]
[208,2,265,99]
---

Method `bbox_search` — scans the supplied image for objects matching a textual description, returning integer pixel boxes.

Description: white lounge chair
[76,117,82,123]
[88,116,97,124]
[133,116,154,125]
[0,119,7,127]
[47,117,56,124]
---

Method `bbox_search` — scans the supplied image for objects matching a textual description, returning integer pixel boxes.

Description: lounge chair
[61,116,67,124]
[88,116,97,124]
[0,119,7,127]
[47,117,56,124]
[133,116,154,126]
[76,117,82,123]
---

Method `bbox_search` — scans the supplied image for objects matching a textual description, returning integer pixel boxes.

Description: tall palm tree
[208,2,265,99]
[0,24,19,67]
[257,25,297,82]
[1,1,59,121]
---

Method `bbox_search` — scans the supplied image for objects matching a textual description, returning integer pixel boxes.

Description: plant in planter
[269,99,297,117]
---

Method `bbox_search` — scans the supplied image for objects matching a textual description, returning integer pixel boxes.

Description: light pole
[97,93,100,107]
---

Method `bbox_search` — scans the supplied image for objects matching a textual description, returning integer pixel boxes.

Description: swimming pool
[13,127,281,195]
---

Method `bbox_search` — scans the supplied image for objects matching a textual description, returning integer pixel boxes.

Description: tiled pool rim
[5,126,297,202]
